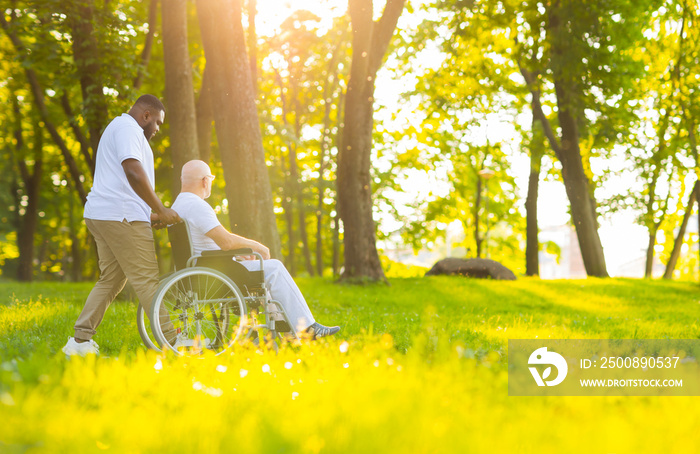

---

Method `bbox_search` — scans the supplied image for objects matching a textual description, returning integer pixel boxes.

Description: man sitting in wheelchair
[171,160,340,340]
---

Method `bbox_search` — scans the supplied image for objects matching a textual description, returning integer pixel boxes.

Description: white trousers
[239,259,315,331]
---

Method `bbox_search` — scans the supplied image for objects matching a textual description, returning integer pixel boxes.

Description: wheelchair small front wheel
[149,267,247,355]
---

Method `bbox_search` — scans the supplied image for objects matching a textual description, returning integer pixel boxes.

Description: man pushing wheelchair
[63,94,338,357]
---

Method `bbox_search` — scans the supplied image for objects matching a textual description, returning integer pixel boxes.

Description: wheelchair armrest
[231,248,254,256]
[187,250,234,267]
[200,248,254,257]
[225,249,265,270]
[197,249,265,271]
[201,250,238,258]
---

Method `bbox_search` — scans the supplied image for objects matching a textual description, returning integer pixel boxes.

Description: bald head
[180,160,215,199]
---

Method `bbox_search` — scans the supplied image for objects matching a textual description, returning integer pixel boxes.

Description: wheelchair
[137,221,298,355]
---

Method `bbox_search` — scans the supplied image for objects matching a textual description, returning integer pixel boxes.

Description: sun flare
[254,0,347,36]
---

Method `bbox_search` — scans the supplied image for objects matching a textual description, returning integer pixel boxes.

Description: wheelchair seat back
[167,222,195,271]
[167,221,265,291]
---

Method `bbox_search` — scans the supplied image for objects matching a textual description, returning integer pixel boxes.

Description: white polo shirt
[171,192,222,256]
[84,113,155,222]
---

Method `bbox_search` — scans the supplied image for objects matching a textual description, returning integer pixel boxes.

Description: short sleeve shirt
[84,113,155,222]
[172,192,222,256]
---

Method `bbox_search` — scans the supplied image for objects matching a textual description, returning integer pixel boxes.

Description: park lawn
[1,277,700,453]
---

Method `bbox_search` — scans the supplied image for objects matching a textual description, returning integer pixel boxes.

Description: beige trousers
[74,219,160,340]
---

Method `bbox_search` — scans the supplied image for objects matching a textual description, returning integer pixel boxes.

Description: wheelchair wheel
[137,271,176,352]
[149,267,247,355]
[137,304,160,351]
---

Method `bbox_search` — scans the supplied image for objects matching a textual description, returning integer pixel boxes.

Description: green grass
[1,277,700,453]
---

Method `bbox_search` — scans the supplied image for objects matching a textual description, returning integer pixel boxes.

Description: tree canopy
[1,0,699,282]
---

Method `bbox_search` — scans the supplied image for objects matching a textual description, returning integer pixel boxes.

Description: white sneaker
[62,337,99,356]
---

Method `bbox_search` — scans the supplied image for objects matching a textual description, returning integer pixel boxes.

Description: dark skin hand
[150,214,167,230]
[122,159,180,226]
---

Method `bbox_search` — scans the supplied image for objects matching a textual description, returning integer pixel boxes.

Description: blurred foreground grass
[1,277,700,453]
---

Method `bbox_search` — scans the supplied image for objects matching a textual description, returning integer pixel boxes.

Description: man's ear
[143,109,151,121]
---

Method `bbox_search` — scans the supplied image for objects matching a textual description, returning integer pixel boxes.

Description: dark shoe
[304,323,340,340]
[248,330,260,346]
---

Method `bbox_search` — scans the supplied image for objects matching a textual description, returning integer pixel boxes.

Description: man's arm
[205,226,270,260]
[122,158,180,225]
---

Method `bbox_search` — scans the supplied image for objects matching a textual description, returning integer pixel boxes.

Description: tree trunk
[315,190,326,276]
[644,225,660,278]
[639,10,683,279]
[541,3,608,277]
[272,71,298,273]
[552,84,608,277]
[67,187,83,281]
[197,0,281,257]
[316,65,343,276]
[196,67,214,164]
[162,0,199,193]
[473,176,482,258]
[338,58,384,280]
[297,198,314,275]
[684,114,700,280]
[332,89,344,279]
[642,165,666,279]
[294,167,314,275]
[524,107,545,276]
[16,130,42,282]
[68,0,109,175]
[283,200,297,275]
[663,181,699,279]
[332,210,341,277]
[292,104,314,276]
[11,99,44,282]
[525,150,542,276]
[274,69,314,275]
[60,93,93,171]
[133,0,159,92]
[247,0,257,94]
[337,0,404,282]
[280,148,297,275]
[642,149,668,277]
[315,156,329,276]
